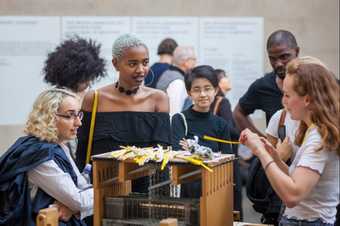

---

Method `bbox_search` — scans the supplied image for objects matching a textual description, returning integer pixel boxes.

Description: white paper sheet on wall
[199,17,263,108]
[131,17,200,65]
[0,16,263,125]
[0,16,60,125]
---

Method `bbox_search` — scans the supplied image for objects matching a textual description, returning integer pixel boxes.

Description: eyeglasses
[190,86,215,94]
[56,111,84,120]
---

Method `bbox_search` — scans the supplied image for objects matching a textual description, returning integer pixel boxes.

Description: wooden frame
[92,154,234,226]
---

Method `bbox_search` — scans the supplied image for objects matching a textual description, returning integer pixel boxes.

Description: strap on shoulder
[178,112,188,137]
[86,90,98,165]
[279,109,286,127]
[213,96,223,115]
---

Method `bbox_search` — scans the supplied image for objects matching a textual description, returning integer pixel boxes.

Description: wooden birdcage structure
[92,152,234,226]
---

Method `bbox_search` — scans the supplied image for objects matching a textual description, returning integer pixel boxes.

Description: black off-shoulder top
[76,111,171,169]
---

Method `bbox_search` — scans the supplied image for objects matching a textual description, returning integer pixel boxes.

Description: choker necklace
[115,82,139,95]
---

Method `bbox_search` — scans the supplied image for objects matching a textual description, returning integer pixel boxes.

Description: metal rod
[127,165,154,176]
[148,169,201,191]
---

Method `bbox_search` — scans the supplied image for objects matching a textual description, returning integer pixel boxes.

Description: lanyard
[302,123,316,145]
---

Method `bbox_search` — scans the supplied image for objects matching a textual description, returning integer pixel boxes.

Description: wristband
[264,160,275,171]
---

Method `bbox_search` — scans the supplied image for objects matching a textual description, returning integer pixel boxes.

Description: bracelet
[264,160,275,171]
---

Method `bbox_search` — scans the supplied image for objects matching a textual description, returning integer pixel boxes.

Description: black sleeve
[218,98,240,140]
[218,98,233,122]
[218,122,233,154]
[171,113,186,151]
[238,80,262,116]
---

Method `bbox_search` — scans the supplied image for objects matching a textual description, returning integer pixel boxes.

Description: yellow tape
[180,156,213,173]
[161,152,169,170]
[203,135,240,144]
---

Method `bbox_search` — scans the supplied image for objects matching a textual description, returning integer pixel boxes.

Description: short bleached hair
[24,88,77,143]
[112,34,147,60]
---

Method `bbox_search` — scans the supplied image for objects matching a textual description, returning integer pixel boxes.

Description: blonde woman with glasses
[0,88,92,226]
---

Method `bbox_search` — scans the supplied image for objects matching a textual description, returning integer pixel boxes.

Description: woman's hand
[261,137,293,162]
[261,137,281,162]
[276,137,293,162]
[239,129,265,156]
[53,201,74,222]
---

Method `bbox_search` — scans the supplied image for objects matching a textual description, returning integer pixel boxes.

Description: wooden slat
[36,207,58,226]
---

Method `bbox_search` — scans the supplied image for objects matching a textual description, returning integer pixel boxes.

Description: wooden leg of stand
[36,207,58,226]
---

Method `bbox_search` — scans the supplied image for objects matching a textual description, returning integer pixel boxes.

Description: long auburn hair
[286,57,340,155]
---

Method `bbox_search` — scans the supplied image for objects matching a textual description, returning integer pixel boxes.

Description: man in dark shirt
[233,30,299,136]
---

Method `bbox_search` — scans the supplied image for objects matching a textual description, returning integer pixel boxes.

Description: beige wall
[0,125,24,153]
[0,0,338,153]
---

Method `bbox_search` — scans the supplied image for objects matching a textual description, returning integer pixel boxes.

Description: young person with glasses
[171,65,235,198]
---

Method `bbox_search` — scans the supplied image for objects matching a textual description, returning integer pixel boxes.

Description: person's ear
[187,89,192,97]
[304,95,311,107]
[182,60,190,72]
[112,58,119,71]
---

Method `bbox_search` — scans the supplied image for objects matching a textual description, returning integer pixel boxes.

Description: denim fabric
[279,216,333,226]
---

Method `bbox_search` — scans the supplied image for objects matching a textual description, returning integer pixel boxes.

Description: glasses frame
[55,111,84,120]
[190,86,216,95]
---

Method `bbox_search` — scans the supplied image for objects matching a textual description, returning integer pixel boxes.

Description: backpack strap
[85,90,98,165]
[279,110,286,127]
[213,96,223,115]
[178,112,188,137]
[277,110,286,142]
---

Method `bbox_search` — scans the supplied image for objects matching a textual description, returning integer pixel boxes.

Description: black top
[76,111,171,169]
[144,62,170,88]
[210,97,233,122]
[210,97,240,140]
[171,107,233,154]
[239,71,283,124]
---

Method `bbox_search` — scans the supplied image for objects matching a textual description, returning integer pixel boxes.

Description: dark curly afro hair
[43,37,106,92]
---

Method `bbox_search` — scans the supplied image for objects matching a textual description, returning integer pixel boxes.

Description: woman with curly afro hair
[43,37,107,97]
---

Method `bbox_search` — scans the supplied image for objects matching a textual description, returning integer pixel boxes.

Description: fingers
[179,138,189,151]
[260,137,269,145]
[239,129,249,144]
[54,201,74,222]
[264,141,275,154]
[277,137,293,161]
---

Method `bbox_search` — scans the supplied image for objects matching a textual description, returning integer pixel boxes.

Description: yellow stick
[203,135,240,144]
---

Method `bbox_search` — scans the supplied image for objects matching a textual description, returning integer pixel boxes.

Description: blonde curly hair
[24,88,77,143]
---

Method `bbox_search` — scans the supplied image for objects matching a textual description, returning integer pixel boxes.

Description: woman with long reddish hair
[240,56,339,225]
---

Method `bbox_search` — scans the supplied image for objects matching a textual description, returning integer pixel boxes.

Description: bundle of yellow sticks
[109,145,213,172]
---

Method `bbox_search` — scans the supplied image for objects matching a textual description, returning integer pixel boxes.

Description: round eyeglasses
[55,111,84,120]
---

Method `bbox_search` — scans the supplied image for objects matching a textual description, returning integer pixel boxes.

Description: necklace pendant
[115,82,139,96]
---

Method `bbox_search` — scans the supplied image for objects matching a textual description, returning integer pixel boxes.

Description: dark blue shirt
[144,62,171,88]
